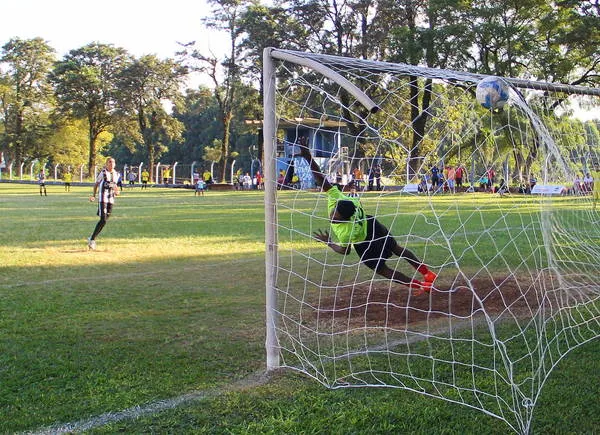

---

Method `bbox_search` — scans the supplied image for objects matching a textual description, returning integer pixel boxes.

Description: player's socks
[416,264,430,275]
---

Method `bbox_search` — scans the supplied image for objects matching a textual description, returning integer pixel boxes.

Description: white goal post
[263,48,600,434]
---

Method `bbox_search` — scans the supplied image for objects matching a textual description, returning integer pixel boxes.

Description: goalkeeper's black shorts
[353,215,398,272]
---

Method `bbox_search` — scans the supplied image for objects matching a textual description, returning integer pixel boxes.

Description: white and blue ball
[476,76,510,110]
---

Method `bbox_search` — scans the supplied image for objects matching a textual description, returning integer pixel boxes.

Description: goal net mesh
[264,50,600,434]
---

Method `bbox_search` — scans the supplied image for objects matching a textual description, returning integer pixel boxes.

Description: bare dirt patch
[315,273,562,330]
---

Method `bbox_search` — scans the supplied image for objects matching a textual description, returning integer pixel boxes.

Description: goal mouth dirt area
[314,272,567,329]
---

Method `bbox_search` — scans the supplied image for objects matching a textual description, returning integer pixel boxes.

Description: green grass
[1,183,599,434]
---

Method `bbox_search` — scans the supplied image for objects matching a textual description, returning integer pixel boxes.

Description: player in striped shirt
[87,157,120,250]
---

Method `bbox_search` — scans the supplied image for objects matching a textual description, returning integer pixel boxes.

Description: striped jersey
[96,169,120,204]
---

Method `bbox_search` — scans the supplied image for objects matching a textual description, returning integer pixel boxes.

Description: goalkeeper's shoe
[423,271,438,286]
[409,279,429,297]
[87,237,96,250]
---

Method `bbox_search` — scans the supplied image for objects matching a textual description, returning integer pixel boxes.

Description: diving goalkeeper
[298,141,437,295]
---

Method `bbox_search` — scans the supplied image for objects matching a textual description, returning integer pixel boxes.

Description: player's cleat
[423,271,438,285]
[87,237,96,250]
[409,279,430,296]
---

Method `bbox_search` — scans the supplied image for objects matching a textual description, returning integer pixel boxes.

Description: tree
[48,117,112,173]
[183,0,249,183]
[462,1,598,178]
[117,55,188,181]
[0,37,56,167]
[51,43,131,174]
[171,87,222,164]
[238,3,312,162]
[385,0,474,176]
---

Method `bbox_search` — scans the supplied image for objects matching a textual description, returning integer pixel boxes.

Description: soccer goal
[262,48,600,434]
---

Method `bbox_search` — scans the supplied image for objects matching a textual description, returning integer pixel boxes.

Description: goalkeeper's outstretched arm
[313,229,351,255]
[298,137,332,192]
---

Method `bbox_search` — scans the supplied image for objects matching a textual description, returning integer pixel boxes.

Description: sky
[1,0,228,87]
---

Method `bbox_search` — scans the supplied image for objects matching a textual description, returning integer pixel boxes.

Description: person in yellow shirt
[202,169,212,184]
[141,169,150,189]
[591,166,600,211]
[162,166,171,185]
[63,171,72,192]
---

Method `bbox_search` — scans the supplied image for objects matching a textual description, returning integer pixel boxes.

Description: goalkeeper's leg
[368,218,438,288]
[370,261,426,293]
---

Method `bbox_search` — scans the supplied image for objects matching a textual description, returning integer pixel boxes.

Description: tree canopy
[0,1,598,180]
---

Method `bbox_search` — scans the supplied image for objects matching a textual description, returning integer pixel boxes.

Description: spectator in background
[530,174,538,191]
[479,174,489,191]
[291,173,300,189]
[368,164,382,191]
[243,172,252,190]
[583,172,593,192]
[128,170,137,187]
[195,178,206,196]
[430,165,440,192]
[352,167,363,191]
[256,171,263,190]
[591,166,600,210]
[141,168,150,189]
[38,170,47,196]
[63,170,72,192]
[162,166,171,185]
[446,166,456,194]
[203,169,213,185]
[486,167,495,191]
[236,170,244,190]
[455,164,465,189]
[573,173,582,194]
[277,169,285,187]
[496,178,509,196]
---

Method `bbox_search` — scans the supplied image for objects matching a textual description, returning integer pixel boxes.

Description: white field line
[10,224,529,433]
[24,370,272,435]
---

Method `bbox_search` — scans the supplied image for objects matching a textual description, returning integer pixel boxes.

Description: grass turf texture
[0,183,598,434]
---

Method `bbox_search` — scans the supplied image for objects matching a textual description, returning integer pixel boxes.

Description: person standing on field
[163,166,171,185]
[446,166,456,194]
[38,170,47,196]
[87,157,120,250]
[63,170,72,192]
[455,165,464,189]
[128,170,137,187]
[591,165,600,211]
[430,165,440,192]
[195,178,206,196]
[141,168,150,189]
[203,169,212,185]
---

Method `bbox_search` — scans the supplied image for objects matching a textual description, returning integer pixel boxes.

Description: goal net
[262,49,600,434]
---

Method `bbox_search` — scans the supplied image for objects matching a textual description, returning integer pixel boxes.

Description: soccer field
[1,183,599,434]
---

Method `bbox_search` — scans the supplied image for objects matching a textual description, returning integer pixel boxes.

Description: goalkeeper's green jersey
[327,186,367,246]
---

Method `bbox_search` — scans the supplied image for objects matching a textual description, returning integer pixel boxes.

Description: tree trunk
[87,123,97,176]
[220,112,232,183]
[409,77,433,178]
